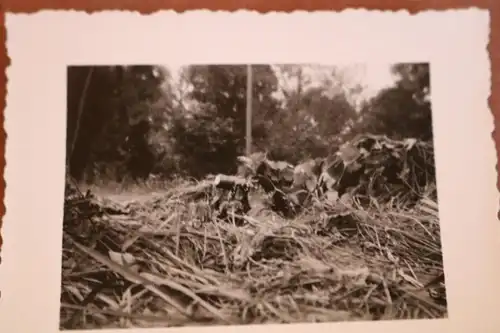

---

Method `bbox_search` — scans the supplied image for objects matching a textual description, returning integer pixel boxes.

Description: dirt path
[84,186,166,205]
[104,192,159,204]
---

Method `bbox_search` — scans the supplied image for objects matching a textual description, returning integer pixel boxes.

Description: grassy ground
[60,178,446,329]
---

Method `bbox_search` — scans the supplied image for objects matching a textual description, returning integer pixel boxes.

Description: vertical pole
[246,64,253,156]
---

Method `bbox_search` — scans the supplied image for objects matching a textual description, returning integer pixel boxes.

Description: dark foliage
[66,63,432,184]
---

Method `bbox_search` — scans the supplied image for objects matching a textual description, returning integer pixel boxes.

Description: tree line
[66,63,431,184]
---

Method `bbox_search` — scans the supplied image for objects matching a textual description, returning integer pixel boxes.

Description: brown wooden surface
[0,0,498,248]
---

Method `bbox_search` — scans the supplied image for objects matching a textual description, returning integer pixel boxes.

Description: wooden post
[246,64,253,156]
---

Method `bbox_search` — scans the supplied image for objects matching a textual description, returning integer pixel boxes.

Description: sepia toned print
[61,63,446,329]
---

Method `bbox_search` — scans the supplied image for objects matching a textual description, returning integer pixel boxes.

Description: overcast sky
[163,63,397,106]
[342,63,397,99]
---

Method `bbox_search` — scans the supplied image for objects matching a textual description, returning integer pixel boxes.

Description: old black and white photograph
[3,9,496,333]
[60,62,446,329]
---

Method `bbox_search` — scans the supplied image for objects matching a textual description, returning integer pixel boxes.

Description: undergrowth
[60,177,446,329]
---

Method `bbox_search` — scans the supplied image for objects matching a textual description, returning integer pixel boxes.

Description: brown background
[0,0,498,249]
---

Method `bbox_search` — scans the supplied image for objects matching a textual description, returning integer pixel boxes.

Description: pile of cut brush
[332,134,436,204]
[224,133,437,218]
[60,135,445,330]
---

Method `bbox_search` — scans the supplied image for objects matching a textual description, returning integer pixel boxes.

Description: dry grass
[60,177,446,330]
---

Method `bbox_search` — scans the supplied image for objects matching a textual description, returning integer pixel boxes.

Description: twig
[68,66,94,168]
